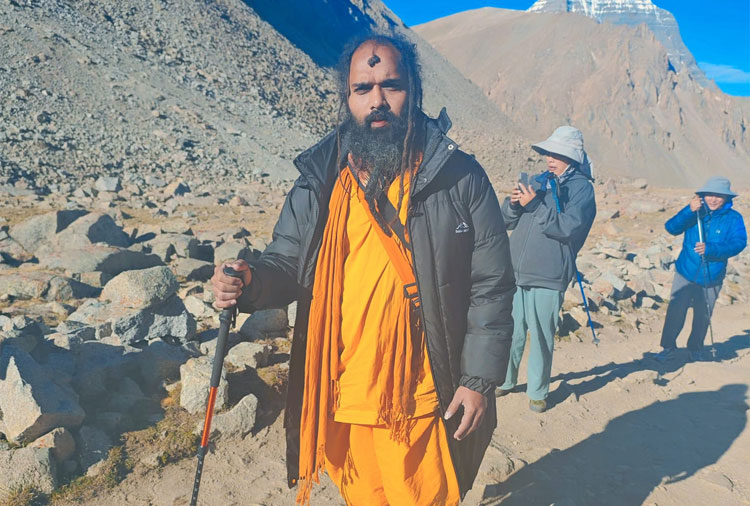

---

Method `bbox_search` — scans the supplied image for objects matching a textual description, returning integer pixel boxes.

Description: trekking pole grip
[210,266,243,387]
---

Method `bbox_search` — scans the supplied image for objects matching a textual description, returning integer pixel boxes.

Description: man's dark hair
[334,32,424,233]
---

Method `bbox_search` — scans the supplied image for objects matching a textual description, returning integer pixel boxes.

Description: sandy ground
[72,298,749,506]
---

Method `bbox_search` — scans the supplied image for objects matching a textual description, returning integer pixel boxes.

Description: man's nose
[369,86,388,110]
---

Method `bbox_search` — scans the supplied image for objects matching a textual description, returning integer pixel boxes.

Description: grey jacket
[238,110,516,497]
[501,169,596,291]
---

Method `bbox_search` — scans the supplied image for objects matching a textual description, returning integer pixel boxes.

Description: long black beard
[340,109,408,202]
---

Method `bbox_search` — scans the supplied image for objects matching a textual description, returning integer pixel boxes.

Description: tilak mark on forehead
[367,53,381,67]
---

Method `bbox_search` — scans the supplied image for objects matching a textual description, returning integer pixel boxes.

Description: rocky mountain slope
[414,8,750,186]
[527,0,709,86]
[0,0,528,195]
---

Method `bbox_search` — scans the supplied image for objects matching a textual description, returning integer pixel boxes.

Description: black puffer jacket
[238,110,516,498]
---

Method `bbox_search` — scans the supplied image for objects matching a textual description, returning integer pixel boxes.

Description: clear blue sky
[386,0,750,96]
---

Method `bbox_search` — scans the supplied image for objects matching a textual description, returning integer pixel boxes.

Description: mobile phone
[518,171,529,188]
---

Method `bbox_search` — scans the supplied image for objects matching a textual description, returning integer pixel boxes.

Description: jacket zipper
[407,199,463,486]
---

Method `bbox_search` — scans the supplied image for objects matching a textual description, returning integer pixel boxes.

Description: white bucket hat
[696,176,738,198]
[532,126,594,179]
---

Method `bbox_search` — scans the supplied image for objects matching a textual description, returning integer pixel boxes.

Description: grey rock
[145,233,199,261]
[75,425,113,476]
[197,393,258,441]
[101,266,179,309]
[108,294,197,345]
[0,315,43,353]
[72,341,142,401]
[79,271,112,288]
[28,427,76,462]
[238,308,288,340]
[0,447,58,495]
[45,276,100,302]
[601,271,627,292]
[180,356,228,415]
[105,377,148,412]
[171,258,214,281]
[225,342,271,370]
[0,345,86,443]
[0,272,97,302]
[38,244,162,276]
[55,212,130,248]
[164,181,190,197]
[138,339,194,390]
[213,241,252,265]
[9,209,88,254]
[184,295,212,318]
[95,176,121,193]
[0,271,54,300]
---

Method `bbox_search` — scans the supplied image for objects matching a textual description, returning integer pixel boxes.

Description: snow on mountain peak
[528,0,658,19]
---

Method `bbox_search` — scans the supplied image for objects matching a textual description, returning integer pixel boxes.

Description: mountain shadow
[482,384,748,505]
[245,0,402,67]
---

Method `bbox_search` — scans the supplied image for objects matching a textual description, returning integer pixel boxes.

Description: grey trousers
[660,271,721,351]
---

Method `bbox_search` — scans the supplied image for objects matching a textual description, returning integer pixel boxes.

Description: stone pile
[0,209,291,498]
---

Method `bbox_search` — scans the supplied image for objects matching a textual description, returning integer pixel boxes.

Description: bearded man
[211,33,515,505]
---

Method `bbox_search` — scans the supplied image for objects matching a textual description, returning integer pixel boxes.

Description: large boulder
[108,295,197,345]
[0,447,58,496]
[9,209,88,254]
[180,356,228,415]
[38,244,162,276]
[101,266,179,309]
[68,295,197,345]
[54,212,130,248]
[0,345,86,443]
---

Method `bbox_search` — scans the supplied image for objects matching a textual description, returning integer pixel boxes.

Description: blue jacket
[666,201,747,286]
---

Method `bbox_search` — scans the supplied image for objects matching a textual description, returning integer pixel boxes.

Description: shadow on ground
[482,384,748,506]
[545,331,750,407]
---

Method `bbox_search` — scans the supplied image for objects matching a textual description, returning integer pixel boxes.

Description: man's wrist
[459,375,495,396]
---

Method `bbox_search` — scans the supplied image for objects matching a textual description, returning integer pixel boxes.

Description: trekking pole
[575,269,599,345]
[549,176,599,345]
[190,266,242,506]
[695,206,717,359]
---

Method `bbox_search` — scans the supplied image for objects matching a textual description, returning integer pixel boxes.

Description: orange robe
[323,172,459,505]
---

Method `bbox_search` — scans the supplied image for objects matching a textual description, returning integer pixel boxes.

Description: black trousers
[660,272,721,351]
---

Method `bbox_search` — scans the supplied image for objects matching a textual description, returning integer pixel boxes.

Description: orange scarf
[296,167,422,504]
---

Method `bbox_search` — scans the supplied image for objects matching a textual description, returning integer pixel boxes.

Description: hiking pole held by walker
[695,205,717,358]
[191,266,242,506]
[575,270,599,345]
[548,176,599,345]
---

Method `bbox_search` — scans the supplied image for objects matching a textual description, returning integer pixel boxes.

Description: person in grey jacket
[211,33,515,504]
[497,126,596,413]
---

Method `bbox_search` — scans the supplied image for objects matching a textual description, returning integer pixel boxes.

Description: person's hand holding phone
[511,171,529,206]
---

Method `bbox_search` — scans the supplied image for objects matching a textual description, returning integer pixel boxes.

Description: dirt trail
[73,301,749,506]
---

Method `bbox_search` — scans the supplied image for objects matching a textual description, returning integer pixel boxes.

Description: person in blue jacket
[656,177,747,362]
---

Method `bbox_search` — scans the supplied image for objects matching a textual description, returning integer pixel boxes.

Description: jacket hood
[292,108,459,196]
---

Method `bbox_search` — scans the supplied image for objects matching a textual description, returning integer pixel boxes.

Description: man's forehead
[350,42,402,75]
